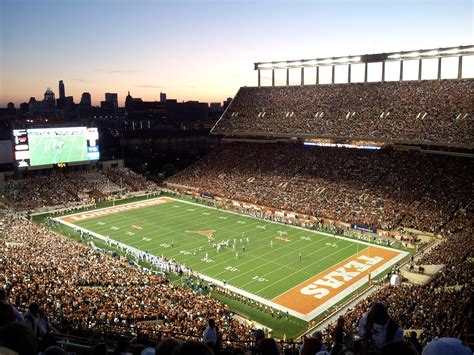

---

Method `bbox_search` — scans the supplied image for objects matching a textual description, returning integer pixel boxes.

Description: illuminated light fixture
[403,51,420,58]
[258,63,274,69]
[289,61,303,67]
[320,58,333,65]
[335,57,349,63]
[388,53,401,59]
[422,50,439,56]
[440,48,460,54]
[459,46,474,52]
[350,56,361,62]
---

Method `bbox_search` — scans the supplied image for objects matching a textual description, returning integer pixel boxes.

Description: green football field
[29,134,88,166]
[57,197,406,320]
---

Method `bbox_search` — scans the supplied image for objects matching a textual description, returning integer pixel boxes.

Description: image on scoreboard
[13,127,100,167]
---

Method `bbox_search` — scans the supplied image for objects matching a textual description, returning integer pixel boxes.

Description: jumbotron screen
[13,127,100,168]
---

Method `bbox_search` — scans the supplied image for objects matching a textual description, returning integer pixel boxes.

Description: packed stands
[212,80,474,146]
[1,167,158,210]
[167,142,474,233]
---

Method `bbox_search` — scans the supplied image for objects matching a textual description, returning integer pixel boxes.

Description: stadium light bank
[254,45,474,86]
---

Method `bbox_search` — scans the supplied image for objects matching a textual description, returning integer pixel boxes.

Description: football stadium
[1,4,473,354]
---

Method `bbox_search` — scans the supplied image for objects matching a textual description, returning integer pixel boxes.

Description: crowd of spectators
[1,167,158,210]
[213,80,474,146]
[1,208,471,354]
[167,142,473,233]
[0,216,254,349]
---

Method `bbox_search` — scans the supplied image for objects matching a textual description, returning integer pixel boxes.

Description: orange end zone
[58,197,173,223]
[272,246,401,315]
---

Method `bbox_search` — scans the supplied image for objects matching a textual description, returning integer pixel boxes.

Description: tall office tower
[80,92,92,106]
[105,93,118,109]
[59,80,65,99]
[160,92,167,102]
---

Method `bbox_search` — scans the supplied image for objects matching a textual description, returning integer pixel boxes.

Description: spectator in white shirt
[202,318,218,349]
[358,302,404,352]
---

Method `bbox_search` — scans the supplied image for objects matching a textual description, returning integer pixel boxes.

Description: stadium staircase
[400,264,446,286]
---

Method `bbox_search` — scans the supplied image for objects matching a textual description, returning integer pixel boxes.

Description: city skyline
[1,0,473,106]
[11,82,226,108]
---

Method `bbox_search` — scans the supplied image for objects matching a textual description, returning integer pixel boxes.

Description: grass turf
[70,198,369,301]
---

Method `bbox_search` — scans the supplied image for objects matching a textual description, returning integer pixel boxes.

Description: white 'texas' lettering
[300,255,384,299]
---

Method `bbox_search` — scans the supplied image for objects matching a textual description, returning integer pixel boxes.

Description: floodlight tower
[254,45,474,87]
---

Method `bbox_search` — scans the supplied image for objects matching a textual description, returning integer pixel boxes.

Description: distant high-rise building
[80,92,92,106]
[223,97,232,110]
[19,102,29,114]
[105,93,118,109]
[125,91,133,112]
[209,102,222,112]
[59,80,65,99]
[64,96,75,112]
[57,80,66,108]
[160,92,167,102]
[29,90,57,116]
[44,88,55,103]
[100,100,115,110]
[7,102,15,110]
[28,97,36,114]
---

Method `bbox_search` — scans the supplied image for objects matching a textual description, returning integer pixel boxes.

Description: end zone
[273,246,407,320]
[58,197,173,223]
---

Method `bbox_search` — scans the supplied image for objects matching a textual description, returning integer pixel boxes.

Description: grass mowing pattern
[72,198,368,301]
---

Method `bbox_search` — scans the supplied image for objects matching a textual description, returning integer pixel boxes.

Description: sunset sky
[1,0,473,106]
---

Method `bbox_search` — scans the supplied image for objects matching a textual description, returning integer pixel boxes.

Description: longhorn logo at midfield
[185,230,216,240]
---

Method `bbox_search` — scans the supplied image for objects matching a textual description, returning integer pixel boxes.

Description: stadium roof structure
[254,45,474,86]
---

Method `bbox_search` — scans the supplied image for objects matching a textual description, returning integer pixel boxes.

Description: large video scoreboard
[13,127,100,168]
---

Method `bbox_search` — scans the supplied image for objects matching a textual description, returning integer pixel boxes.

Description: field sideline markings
[59,196,407,318]
[70,198,392,278]
[74,201,351,298]
[71,197,383,289]
[69,195,380,250]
